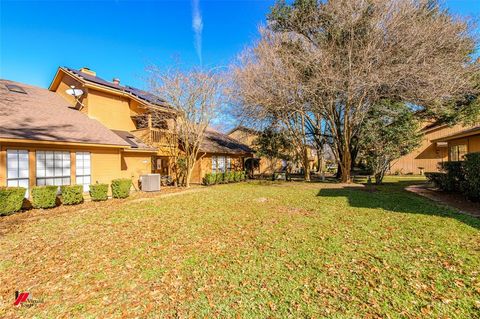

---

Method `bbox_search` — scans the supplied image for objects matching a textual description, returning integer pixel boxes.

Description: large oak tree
[234,0,477,182]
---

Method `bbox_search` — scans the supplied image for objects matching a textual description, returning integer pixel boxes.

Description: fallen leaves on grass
[0,179,479,318]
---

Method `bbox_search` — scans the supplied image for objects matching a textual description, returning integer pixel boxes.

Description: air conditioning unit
[140,174,161,192]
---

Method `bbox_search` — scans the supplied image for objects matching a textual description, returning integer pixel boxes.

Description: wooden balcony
[130,128,177,148]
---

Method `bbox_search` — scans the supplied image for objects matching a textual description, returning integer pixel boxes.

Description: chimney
[79,67,96,76]
[112,78,120,85]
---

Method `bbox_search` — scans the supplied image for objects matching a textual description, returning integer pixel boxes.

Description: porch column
[148,114,152,128]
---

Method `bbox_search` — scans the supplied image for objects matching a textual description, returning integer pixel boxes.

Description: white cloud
[192,0,203,65]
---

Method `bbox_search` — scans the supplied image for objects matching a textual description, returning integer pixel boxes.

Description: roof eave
[48,67,64,91]
[0,137,129,148]
[122,148,158,153]
[431,127,480,143]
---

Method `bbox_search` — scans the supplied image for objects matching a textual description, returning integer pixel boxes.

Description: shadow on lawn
[317,180,480,230]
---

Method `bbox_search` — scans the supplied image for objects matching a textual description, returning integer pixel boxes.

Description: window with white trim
[6,149,29,197]
[212,156,231,173]
[218,156,226,173]
[212,156,218,173]
[227,157,231,171]
[76,152,91,192]
[36,151,71,186]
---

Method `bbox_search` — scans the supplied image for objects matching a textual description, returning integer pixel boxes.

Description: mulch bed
[406,184,480,218]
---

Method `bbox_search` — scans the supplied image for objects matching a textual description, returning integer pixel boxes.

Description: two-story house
[0,67,253,195]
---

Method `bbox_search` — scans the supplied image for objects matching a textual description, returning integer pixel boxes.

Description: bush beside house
[89,184,109,201]
[1,178,139,217]
[424,172,446,189]
[425,153,480,201]
[203,173,216,186]
[61,185,84,205]
[203,171,246,186]
[0,187,26,216]
[462,153,480,200]
[32,186,59,209]
[215,173,225,184]
[111,179,132,198]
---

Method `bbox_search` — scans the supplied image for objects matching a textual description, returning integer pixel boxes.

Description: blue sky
[1,0,479,89]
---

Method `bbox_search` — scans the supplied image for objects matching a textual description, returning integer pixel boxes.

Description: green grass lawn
[1,177,479,318]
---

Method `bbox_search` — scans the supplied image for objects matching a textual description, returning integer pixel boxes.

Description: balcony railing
[131,128,177,148]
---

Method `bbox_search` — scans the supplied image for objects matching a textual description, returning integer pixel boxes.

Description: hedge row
[203,171,246,186]
[425,152,480,201]
[0,178,133,215]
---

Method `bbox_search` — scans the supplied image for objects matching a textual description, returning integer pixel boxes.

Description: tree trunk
[374,172,383,185]
[185,166,192,188]
[340,145,352,183]
[336,163,342,179]
[185,156,196,188]
[374,158,389,185]
[303,147,311,182]
[317,149,324,173]
[271,157,277,181]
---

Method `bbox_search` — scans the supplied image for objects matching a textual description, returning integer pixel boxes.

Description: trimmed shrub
[32,186,58,209]
[111,178,132,199]
[425,172,447,189]
[226,171,235,183]
[0,187,26,216]
[440,161,465,192]
[60,185,84,205]
[427,155,480,202]
[202,173,216,186]
[463,152,480,201]
[240,171,246,181]
[215,173,225,184]
[222,172,229,183]
[89,183,109,201]
[233,171,242,182]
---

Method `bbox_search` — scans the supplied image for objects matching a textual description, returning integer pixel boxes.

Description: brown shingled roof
[199,129,254,155]
[0,79,129,147]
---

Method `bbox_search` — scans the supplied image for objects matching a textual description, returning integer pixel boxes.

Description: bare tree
[234,0,477,183]
[147,66,224,187]
[231,30,315,181]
